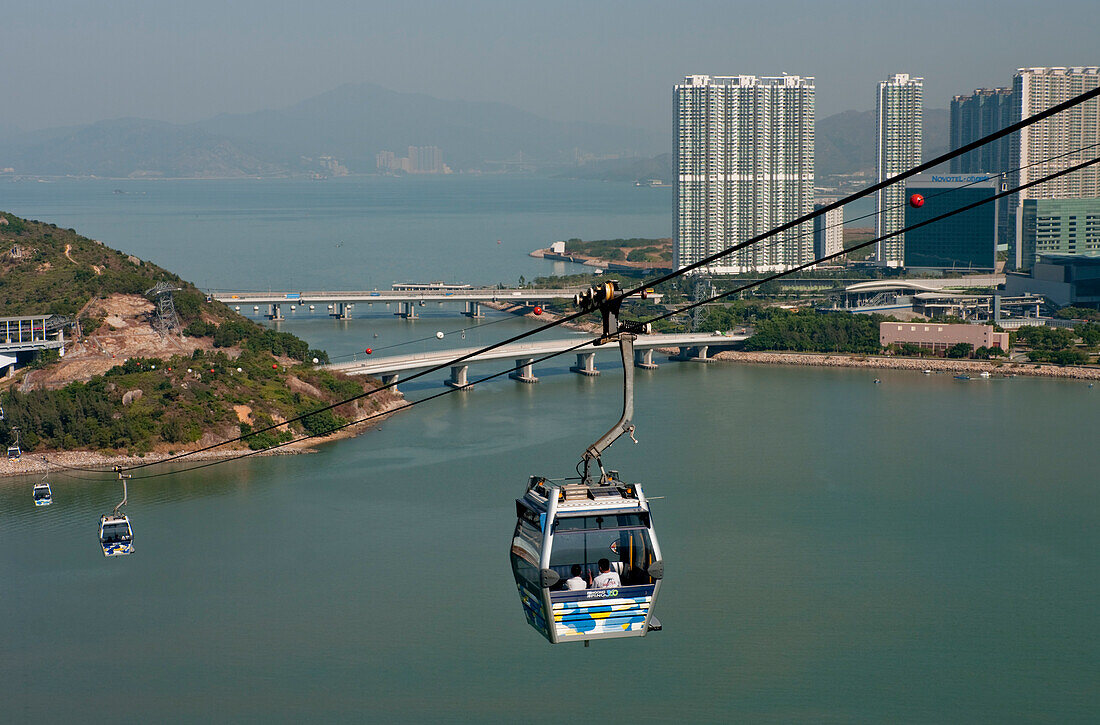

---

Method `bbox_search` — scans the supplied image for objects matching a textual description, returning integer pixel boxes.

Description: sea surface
[1,176,674,289]
[1,178,1096,723]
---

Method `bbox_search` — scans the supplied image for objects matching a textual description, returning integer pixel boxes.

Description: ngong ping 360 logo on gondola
[589,588,619,599]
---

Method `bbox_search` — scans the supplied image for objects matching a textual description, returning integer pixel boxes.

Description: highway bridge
[324,332,749,388]
[211,286,662,320]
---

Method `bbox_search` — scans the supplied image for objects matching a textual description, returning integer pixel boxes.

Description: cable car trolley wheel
[510,281,664,644]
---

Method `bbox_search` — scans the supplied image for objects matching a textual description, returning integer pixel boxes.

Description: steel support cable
[78,154,1100,482]
[324,313,518,361]
[779,141,1100,260]
[66,85,1100,472]
[114,339,598,480]
[616,85,1100,302]
[653,140,1100,296]
[642,154,1100,326]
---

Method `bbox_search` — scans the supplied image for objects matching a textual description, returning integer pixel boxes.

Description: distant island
[0,212,399,473]
[530,237,673,272]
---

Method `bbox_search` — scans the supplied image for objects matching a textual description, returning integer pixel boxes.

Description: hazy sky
[2,0,1096,134]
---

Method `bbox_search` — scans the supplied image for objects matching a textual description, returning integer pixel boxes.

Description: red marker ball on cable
[366,348,373,355]
[533,305,543,315]
[909,193,925,208]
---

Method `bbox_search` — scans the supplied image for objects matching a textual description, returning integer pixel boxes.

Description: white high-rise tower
[875,73,923,267]
[674,74,815,274]
[1011,67,1100,269]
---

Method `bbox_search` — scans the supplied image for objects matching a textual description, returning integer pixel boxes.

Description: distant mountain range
[0,83,665,178]
[0,84,948,179]
[564,108,949,183]
[195,83,666,172]
[0,118,280,178]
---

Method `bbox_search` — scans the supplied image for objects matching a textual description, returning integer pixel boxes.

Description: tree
[946,342,974,359]
[1075,322,1100,347]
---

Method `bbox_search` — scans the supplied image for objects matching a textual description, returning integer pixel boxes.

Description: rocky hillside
[0,212,397,457]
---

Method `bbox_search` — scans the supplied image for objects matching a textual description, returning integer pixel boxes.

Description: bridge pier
[570,352,600,376]
[464,301,483,318]
[634,348,657,369]
[446,365,473,390]
[396,301,419,319]
[267,303,283,320]
[380,373,399,391]
[674,345,713,362]
[330,302,353,320]
[508,358,539,384]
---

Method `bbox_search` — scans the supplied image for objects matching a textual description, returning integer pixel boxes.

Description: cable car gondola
[7,425,20,460]
[33,461,53,506]
[33,482,53,506]
[99,471,134,557]
[511,282,664,644]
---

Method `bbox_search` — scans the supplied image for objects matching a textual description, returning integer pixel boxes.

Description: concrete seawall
[709,350,1100,380]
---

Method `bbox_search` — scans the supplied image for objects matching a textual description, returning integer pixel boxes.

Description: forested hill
[0,211,198,318]
[0,212,398,457]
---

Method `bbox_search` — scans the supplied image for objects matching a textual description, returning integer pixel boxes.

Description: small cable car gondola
[99,471,134,557]
[7,425,21,460]
[511,282,664,644]
[33,461,53,506]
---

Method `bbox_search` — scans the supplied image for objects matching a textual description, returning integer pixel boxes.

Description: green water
[3,353,1097,722]
[1,178,1095,721]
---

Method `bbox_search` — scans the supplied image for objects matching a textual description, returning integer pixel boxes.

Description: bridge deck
[325,332,747,377]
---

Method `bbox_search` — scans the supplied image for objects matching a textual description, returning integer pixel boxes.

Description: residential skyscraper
[1011,67,1100,269]
[875,73,923,267]
[812,203,844,261]
[674,74,815,274]
[949,88,1016,249]
[950,88,1016,174]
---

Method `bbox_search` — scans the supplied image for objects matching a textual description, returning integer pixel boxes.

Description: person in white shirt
[564,564,587,591]
[591,558,621,589]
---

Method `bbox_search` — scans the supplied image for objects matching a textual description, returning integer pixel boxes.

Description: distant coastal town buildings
[674,73,815,274]
[376,146,452,174]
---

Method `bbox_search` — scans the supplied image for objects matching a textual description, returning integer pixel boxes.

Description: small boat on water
[979,371,991,378]
[954,374,971,381]
[922,369,932,375]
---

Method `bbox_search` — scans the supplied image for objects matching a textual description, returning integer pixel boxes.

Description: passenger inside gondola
[101,521,132,543]
[549,514,657,590]
[564,564,587,591]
